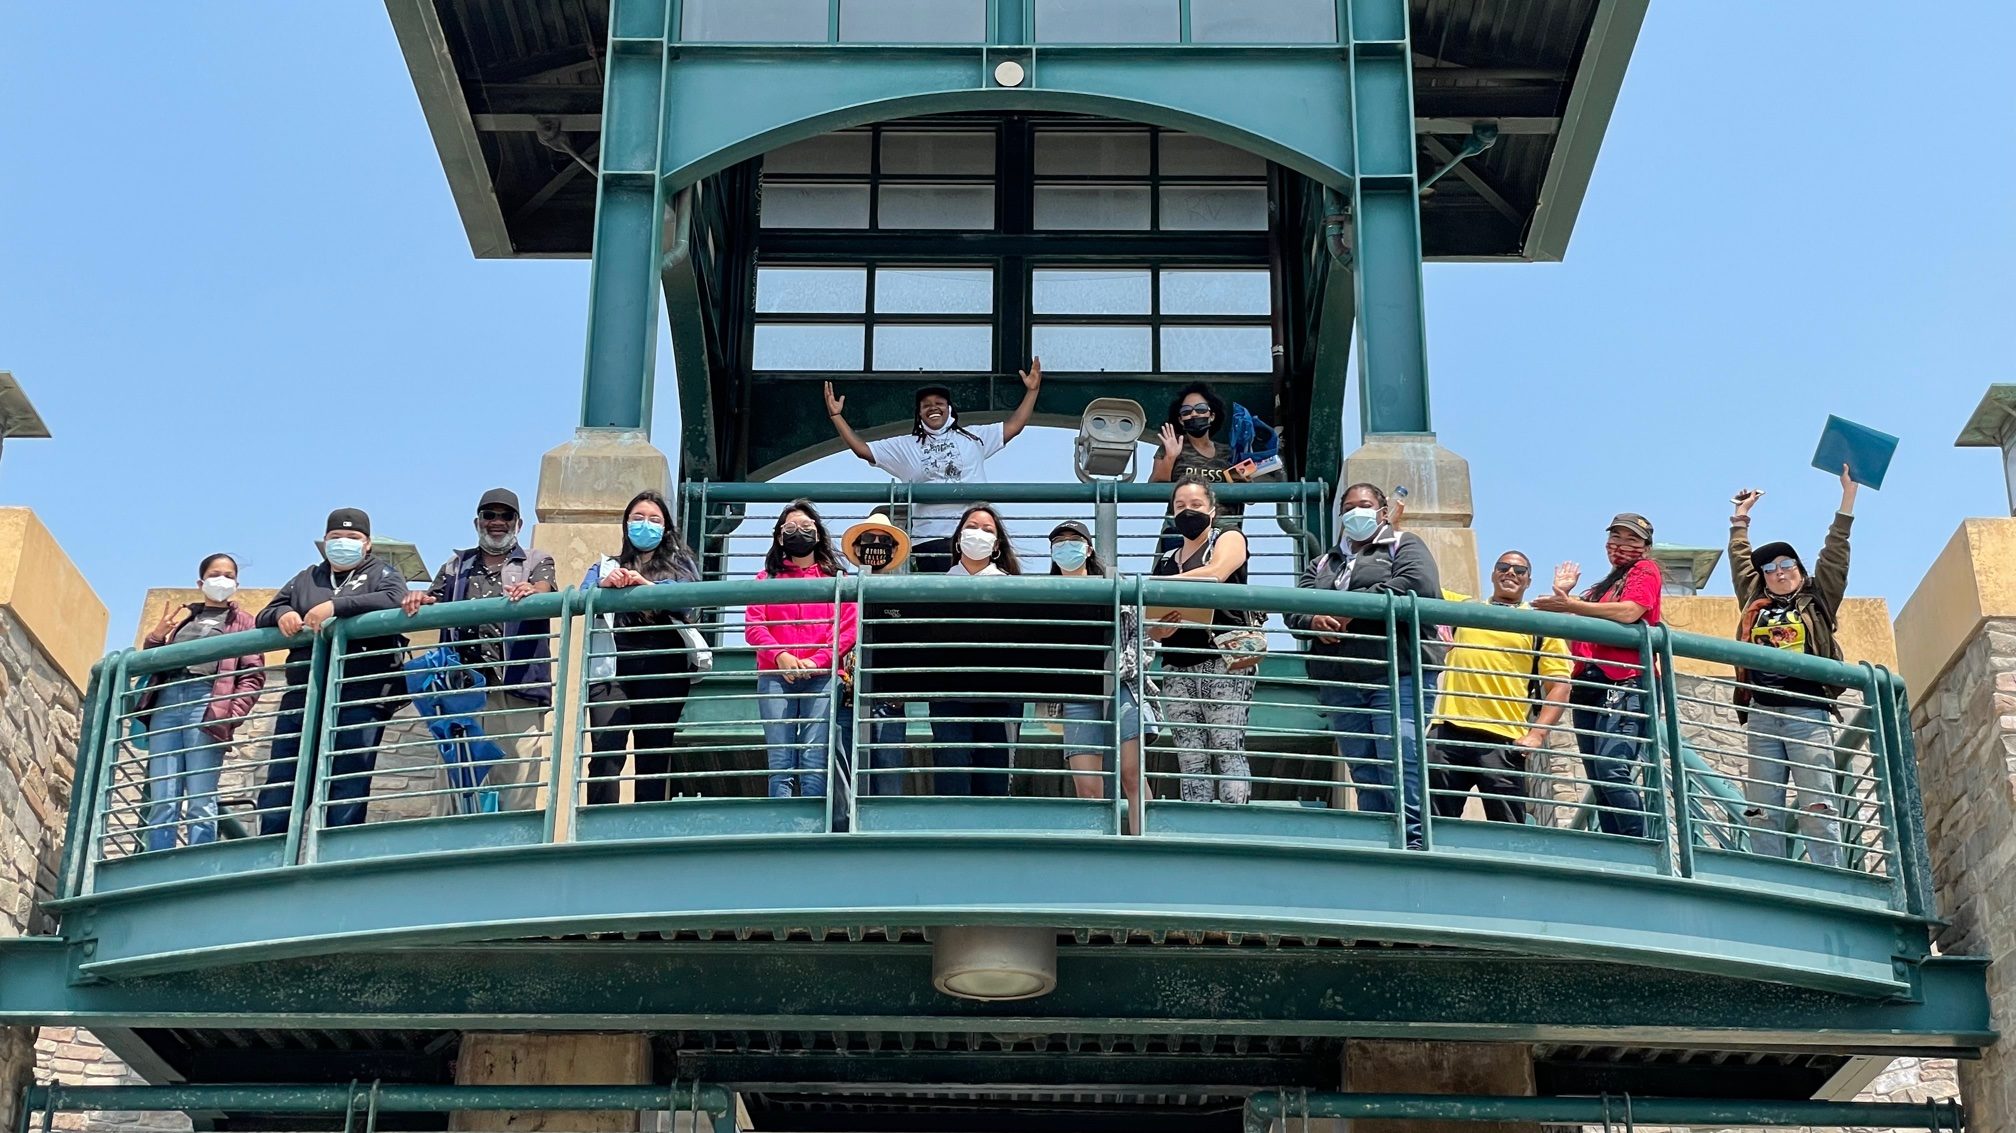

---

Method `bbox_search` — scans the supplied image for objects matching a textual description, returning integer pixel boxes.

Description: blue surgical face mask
[627,518,665,551]
[1339,506,1381,544]
[325,536,366,569]
[1051,541,1090,571]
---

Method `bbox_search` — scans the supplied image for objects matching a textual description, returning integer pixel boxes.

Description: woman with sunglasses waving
[1725,465,1857,868]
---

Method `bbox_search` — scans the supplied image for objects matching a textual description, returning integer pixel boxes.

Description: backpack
[1228,402,1280,466]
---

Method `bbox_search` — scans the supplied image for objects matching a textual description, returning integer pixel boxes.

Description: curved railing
[55,570,1932,989]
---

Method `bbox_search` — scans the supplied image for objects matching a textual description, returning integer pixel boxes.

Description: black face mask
[1180,416,1213,437]
[1173,508,1212,539]
[780,530,820,558]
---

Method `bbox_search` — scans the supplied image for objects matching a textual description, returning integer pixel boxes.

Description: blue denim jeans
[1570,675,1649,838]
[258,691,389,835]
[143,675,224,851]
[1318,674,1425,847]
[928,699,1016,796]
[759,673,831,798]
[1744,703,1842,867]
[1059,686,1144,755]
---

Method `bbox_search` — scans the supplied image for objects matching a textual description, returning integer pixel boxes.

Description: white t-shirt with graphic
[867,422,1008,541]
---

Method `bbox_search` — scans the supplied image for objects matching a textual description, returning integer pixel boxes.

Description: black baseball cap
[1049,520,1093,543]
[478,488,521,516]
[1751,540,1803,571]
[325,508,371,537]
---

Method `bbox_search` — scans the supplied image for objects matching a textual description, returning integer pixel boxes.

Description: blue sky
[3,3,2013,648]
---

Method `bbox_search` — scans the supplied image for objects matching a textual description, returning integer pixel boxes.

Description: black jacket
[256,555,410,700]
[1286,529,1442,682]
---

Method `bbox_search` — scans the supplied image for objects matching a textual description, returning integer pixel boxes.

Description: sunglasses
[478,510,516,522]
[1492,562,1531,577]
[1761,558,1801,575]
[1177,406,1213,418]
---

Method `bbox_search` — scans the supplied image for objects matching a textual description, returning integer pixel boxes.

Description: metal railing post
[1637,624,1671,872]
[1654,627,1693,877]
[1860,661,1906,905]
[543,587,577,844]
[301,623,349,866]
[1382,596,1404,849]
[1405,594,1431,852]
[77,651,134,898]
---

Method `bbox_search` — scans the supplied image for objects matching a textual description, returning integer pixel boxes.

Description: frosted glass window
[1032,325,1154,372]
[1159,185,1270,230]
[1033,270,1152,315]
[880,131,997,175]
[1036,0,1178,42]
[765,133,872,175]
[841,0,988,42]
[1034,186,1151,231]
[1034,131,1150,176]
[876,268,995,314]
[756,268,869,314]
[761,185,871,228]
[683,0,827,42]
[1160,270,1271,316]
[1161,326,1274,372]
[754,324,866,370]
[873,325,993,371]
[1189,0,1337,43]
[1160,133,1268,176]
[877,185,996,229]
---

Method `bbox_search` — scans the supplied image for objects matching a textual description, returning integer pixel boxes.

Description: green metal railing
[69,564,1932,923]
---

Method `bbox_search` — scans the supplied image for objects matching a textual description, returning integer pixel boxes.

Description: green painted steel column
[1345,0,1432,436]
[578,0,673,433]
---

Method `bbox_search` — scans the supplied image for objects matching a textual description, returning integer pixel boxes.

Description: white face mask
[922,414,956,437]
[200,576,238,603]
[959,527,998,562]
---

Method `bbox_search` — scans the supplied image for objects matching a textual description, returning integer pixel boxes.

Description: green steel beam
[1243,1092,1965,1131]
[0,940,1989,1053]
[1304,246,1355,483]
[1345,0,1432,436]
[25,1083,731,1115]
[44,829,1927,993]
[670,1050,1336,1091]
[1524,0,1653,261]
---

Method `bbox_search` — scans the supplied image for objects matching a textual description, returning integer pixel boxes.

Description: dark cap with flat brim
[477,488,521,516]
[1607,513,1653,542]
[1751,540,1804,572]
[325,508,371,537]
[1049,520,1093,543]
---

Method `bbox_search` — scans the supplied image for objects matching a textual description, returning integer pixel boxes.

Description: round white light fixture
[931,925,1057,1001]
[994,60,1026,88]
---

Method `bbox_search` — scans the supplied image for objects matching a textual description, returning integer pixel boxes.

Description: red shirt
[1569,559,1663,681]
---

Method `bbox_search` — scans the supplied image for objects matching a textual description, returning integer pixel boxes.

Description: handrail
[679,481,1324,506]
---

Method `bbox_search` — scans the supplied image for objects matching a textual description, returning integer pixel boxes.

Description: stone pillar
[1341,435,1478,598]
[0,509,108,1133]
[1340,1040,1537,1133]
[449,1034,654,1133]
[1895,516,2016,1133]
[532,429,674,587]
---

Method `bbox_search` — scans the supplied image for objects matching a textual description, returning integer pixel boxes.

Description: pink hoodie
[745,564,858,672]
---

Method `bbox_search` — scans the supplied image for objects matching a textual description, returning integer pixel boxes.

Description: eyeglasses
[1761,558,1801,575]
[781,525,817,536]
[478,510,516,522]
[1492,562,1531,577]
[1177,406,1212,418]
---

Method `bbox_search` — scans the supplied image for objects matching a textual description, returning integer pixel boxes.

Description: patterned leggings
[1160,658,1253,804]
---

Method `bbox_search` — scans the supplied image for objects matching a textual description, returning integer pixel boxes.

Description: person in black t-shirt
[1149,477,1254,804]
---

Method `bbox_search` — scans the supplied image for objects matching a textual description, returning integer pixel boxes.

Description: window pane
[877,185,996,229]
[1033,269,1152,315]
[1158,185,1270,230]
[754,324,866,370]
[765,133,872,175]
[876,268,995,314]
[1160,269,1271,316]
[762,184,871,228]
[756,268,869,314]
[841,0,987,42]
[1032,325,1153,372]
[873,325,993,371]
[1036,0,1178,42]
[1034,186,1151,230]
[1160,133,1268,176]
[1189,0,1336,42]
[881,130,997,175]
[1035,130,1151,176]
[1161,326,1273,373]
[683,0,827,41]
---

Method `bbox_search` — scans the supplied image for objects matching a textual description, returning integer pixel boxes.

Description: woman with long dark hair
[930,503,1023,795]
[1047,522,1152,831]
[1148,477,1256,805]
[746,500,855,798]
[580,490,703,805]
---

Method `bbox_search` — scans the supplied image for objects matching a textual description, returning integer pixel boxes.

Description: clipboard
[1146,605,1213,625]
[1811,415,1898,489]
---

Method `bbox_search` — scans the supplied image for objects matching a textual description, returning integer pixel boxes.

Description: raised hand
[1159,423,1182,460]
[822,381,845,418]
[1732,488,1763,517]
[1552,561,1580,597]
[1019,357,1043,391]
[1839,463,1859,514]
[150,601,182,643]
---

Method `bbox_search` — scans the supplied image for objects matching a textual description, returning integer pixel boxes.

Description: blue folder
[1811,415,1898,489]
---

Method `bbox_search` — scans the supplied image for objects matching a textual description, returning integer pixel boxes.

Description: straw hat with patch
[841,511,912,573]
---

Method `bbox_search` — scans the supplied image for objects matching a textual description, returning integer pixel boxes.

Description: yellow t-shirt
[1432,601,1574,741]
